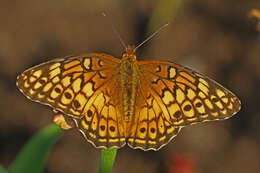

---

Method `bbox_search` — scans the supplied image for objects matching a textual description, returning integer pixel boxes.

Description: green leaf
[148,0,188,32]
[9,124,63,173]
[0,166,8,173]
[99,148,117,173]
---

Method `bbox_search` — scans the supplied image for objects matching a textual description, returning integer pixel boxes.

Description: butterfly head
[122,45,136,60]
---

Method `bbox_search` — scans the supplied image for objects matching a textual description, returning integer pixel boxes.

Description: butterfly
[16,45,241,151]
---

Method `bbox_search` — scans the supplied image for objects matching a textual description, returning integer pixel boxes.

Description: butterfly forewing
[138,60,241,127]
[17,54,120,119]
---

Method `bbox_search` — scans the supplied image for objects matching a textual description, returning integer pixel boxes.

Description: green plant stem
[98,148,117,173]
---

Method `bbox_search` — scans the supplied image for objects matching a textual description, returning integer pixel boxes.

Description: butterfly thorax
[120,45,139,137]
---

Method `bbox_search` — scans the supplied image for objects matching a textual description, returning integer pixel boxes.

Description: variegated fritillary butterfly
[16,45,241,151]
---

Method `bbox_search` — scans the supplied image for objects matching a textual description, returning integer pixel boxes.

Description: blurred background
[0,0,260,173]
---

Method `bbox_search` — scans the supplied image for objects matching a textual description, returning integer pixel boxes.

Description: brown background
[0,0,260,173]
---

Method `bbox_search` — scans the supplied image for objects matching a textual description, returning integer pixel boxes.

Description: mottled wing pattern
[72,75,126,149]
[127,78,181,151]
[17,54,118,118]
[137,60,241,127]
[17,50,241,151]
[17,54,126,148]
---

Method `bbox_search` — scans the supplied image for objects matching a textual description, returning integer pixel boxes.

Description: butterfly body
[17,45,241,151]
[120,45,140,137]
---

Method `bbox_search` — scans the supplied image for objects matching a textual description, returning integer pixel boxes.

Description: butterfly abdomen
[119,57,140,136]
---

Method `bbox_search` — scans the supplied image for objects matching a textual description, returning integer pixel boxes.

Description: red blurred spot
[169,154,196,173]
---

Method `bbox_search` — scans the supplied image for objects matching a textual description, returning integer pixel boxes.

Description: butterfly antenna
[134,22,169,52]
[102,12,127,49]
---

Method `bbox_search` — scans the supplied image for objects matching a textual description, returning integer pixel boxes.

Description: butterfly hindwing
[127,77,181,151]
[72,76,126,149]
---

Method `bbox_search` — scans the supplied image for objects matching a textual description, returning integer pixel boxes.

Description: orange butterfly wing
[126,59,240,150]
[17,54,126,149]
[127,79,181,150]
[138,60,241,127]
